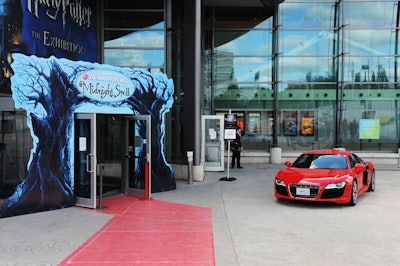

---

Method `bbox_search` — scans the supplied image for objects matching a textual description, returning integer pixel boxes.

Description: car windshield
[292,154,348,169]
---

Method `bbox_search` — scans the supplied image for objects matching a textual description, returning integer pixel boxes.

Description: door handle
[86,153,94,173]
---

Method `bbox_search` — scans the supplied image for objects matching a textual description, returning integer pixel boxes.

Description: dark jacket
[231,132,242,152]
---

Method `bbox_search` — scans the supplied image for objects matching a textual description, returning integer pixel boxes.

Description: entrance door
[124,115,151,198]
[202,115,224,171]
[74,113,97,209]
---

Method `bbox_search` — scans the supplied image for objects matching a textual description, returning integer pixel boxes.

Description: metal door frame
[124,115,151,198]
[74,113,97,209]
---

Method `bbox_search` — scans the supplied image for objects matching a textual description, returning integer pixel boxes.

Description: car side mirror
[284,161,291,167]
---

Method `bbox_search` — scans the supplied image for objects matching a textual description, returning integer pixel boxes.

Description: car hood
[276,168,349,183]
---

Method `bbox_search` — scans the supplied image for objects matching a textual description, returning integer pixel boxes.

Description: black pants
[231,151,241,167]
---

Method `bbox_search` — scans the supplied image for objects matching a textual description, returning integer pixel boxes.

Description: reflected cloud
[104,22,164,68]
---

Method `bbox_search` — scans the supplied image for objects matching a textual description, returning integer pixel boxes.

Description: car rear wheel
[367,170,375,192]
[349,181,358,206]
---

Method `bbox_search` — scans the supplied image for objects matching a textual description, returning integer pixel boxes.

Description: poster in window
[248,112,260,134]
[359,119,380,139]
[235,112,244,131]
[301,117,314,136]
[283,112,297,136]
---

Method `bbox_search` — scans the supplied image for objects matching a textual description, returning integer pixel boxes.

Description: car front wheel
[348,180,358,206]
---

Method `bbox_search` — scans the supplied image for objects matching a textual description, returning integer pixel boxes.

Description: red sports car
[274,149,375,205]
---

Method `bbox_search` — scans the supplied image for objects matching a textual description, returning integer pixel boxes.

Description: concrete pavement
[155,163,400,266]
[0,163,400,265]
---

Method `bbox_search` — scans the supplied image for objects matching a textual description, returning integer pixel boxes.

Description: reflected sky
[102,2,399,85]
[104,22,164,69]
[211,1,398,86]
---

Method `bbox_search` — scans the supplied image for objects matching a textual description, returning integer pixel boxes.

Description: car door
[349,154,366,190]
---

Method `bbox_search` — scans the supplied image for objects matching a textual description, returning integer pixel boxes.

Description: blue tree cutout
[0,54,175,217]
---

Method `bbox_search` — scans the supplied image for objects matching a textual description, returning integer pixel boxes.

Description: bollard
[97,164,107,209]
[144,161,150,200]
[187,151,193,184]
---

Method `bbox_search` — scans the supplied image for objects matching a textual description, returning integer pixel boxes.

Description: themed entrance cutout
[2,54,174,218]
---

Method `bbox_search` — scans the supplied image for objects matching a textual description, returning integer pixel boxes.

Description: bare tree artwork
[1,54,175,217]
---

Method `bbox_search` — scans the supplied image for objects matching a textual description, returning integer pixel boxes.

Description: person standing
[231,128,243,168]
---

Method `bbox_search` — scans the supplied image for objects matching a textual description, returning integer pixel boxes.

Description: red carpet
[59,196,215,265]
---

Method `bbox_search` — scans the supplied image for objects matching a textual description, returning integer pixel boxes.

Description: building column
[183,0,202,166]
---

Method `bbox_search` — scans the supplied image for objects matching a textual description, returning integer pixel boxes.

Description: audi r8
[274,149,375,205]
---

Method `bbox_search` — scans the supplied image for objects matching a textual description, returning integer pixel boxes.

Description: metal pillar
[183,0,202,166]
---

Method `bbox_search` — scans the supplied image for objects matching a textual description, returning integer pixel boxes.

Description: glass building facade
[101,0,400,165]
[203,1,400,154]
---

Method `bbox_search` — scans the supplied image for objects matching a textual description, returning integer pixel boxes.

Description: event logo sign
[76,70,135,102]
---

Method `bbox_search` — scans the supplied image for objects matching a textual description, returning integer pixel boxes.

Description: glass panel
[241,111,272,150]
[343,89,398,109]
[105,29,164,48]
[104,27,164,69]
[280,30,337,56]
[247,112,261,134]
[344,29,397,55]
[74,118,92,199]
[213,55,272,83]
[97,115,122,196]
[127,119,147,190]
[278,110,335,151]
[204,118,222,167]
[215,82,273,95]
[0,111,31,201]
[104,49,164,68]
[280,56,337,82]
[279,2,337,29]
[342,109,399,152]
[345,2,398,28]
[97,115,122,161]
[214,30,272,56]
[103,2,165,72]
[343,56,395,83]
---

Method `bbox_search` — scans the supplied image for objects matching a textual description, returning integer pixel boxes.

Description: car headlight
[275,178,286,186]
[325,181,346,189]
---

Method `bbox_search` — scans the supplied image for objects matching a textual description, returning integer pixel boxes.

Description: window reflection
[104,49,164,69]
[279,56,336,82]
[343,56,394,83]
[279,2,336,29]
[215,30,272,56]
[280,30,336,56]
[345,2,398,28]
[208,1,400,152]
[344,29,397,55]
[213,54,272,83]
[104,23,164,70]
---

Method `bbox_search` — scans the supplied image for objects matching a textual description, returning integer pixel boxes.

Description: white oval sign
[76,69,134,102]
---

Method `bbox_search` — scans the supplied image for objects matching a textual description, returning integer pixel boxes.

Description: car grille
[289,184,319,199]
